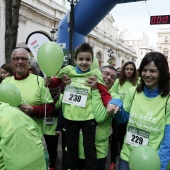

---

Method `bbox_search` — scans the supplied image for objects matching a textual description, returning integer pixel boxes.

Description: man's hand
[62,74,71,84]
[44,77,52,86]
[84,76,98,90]
[56,131,62,136]
[19,104,33,116]
[107,104,120,115]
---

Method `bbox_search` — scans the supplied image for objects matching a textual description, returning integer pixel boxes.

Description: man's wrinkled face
[11,50,30,76]
[102,68,117,90]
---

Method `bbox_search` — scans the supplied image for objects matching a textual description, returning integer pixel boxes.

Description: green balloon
[0,83,22,107]
[37,42,64,76]
[90,56,99,70]
[129,145,161,170]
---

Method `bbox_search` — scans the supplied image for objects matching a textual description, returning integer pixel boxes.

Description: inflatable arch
[57,0,144,53]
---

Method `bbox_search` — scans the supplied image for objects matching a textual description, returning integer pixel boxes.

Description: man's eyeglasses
[12,57,29,62]
[102,71,115,80]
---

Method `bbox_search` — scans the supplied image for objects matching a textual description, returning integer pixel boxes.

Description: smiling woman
[141,61,159,90]
[117,51,170,170]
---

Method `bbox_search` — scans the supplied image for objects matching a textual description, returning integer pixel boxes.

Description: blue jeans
[118,158,130,170]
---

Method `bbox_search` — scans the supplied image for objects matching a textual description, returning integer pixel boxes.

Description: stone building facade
[0,0,137,68]
[157,28,170,64]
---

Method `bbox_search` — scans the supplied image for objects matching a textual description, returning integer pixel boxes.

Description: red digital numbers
[163,16,169,23]
[150,15,170,25]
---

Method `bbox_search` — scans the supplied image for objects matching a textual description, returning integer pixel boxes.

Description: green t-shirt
[3,74,54,132]
[111,79,136,101]
[78,90,120,159]
[120,87,170,162]
[57,65,105,121]
[0,102,46,170]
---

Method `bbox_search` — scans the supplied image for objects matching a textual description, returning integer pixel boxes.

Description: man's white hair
[11,48,31,61]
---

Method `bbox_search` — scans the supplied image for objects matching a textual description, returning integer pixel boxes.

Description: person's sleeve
[111,79,119,93]
[97,83,112,107]
[123,87,135,113]
[32,103,55,118]
[115,107,129,124]
[91,90,111,123]
[158,125,170,170]
[49,66,70,88]
[49,77,63,88]
[108,98,129,124]
[111,87,136,124]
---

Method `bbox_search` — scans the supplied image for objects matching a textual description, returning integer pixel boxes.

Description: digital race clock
[150,15,170,25]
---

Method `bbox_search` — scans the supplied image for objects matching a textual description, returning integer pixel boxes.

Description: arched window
[163,48,169,60]
[96,52,103,66]
[121,60,124,67]
[165,36,169,42]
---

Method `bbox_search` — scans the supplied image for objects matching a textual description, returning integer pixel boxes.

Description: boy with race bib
[44,42,116,170]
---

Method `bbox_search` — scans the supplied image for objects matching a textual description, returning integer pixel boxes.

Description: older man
[3,48,54,131]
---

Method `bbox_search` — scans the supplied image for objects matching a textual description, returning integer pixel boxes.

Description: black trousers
[65,119,97,170]
[62,130,70,170]
[110,118,127,163]
[44,134,59,168]
[78,157,107,170]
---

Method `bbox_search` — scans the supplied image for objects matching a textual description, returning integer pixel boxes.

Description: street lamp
[107,49,115,67]
[68,0,78,65]
[50,28,58,41]
[107,49,114,58]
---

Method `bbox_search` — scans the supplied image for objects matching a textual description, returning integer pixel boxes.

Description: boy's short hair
[74,42,94,60]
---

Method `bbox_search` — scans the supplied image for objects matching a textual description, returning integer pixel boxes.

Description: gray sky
[58,0,170,46]
[111,0,170,46]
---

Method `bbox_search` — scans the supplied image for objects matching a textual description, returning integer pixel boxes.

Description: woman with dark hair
[0,63,14,80]
[109,61,138,170]
[115,52,170,170]
[116,67,121,78]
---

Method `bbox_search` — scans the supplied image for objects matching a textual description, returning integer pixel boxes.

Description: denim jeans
[118,158,130,170]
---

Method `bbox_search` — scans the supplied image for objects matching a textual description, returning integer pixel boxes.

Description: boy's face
[74,52,93,72]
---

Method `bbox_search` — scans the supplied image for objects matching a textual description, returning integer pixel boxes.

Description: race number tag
[62,85,88,107]
[126,125,149,147]
[44,118,54,125]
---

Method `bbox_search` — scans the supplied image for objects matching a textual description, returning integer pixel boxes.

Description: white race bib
[44,117,54,125]
[126,125,149,147]
[62,85,88,107]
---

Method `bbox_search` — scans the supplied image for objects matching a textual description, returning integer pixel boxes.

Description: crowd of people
[0,42,170,170]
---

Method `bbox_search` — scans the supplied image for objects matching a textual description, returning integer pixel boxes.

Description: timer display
[150,15,170,25]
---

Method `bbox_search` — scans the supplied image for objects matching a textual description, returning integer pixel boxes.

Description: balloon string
[43,86,48,133]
